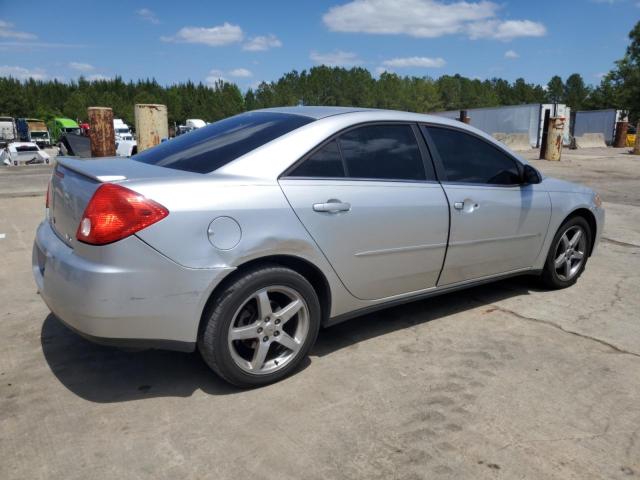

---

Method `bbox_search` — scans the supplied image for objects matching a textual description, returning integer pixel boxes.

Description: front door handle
[313,199,351,213]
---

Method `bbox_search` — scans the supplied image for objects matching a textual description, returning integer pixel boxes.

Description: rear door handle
[454,200,480,212]
[313,200,351,213]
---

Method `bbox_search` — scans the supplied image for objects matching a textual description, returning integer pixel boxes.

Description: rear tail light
[76,183,168,245]
[45,181,51,209]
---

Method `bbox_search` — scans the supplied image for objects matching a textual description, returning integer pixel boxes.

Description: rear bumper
[33,220,233,351]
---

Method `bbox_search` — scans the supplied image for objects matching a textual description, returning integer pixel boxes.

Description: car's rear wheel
[541,216,591,289]
[198,265,321,388]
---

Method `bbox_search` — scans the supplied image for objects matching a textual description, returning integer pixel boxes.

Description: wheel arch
[563,207,597,256]
[198,254,332,337]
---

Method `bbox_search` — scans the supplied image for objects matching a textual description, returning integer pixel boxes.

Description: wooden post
[87,107,115,157]
[543,117,565,161]
[134,104,168,152]
[614,121,628,148]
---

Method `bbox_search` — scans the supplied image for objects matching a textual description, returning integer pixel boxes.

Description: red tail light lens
[76,183,168,245]
[45,181,51,209]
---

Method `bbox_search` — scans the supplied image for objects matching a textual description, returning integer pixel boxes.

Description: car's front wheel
[541,216,591,289]
[198,265,321,388]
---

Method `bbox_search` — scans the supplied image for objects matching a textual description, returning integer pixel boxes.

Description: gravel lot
[1,147,639,479]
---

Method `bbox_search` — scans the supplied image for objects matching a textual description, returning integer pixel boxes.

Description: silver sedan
[33,107,604,387]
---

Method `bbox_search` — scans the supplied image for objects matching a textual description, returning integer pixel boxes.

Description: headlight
[593,193,602,208]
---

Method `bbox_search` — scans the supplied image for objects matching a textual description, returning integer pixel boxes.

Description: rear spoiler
[56,156,126,183]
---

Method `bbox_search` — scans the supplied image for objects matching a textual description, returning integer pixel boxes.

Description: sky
[0,0,637,90]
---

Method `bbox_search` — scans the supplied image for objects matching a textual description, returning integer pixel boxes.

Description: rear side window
[426,127,521,185]
[133,112,314,174]
[288,124,427,181]
[289,140,345,178]
[339,125,425,181]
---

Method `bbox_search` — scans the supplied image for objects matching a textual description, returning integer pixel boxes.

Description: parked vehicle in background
[114,118,137,157]
[48,118,81,145]
[0,116,17,147]
[2,141,50,166]
[79,122,90,136]
[627,124,637,148]
[33,107,604,387]
[114,118,134,141]
[176,119,206,136]
[16,118,51,148]
[186,118,206,129]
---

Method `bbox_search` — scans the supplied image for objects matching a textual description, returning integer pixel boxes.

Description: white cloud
[310,50,362,67]
[382,56,445,68]
[0,41,85,48]
[229,68,252,77]
[136,8,160,24]
[0,65,47,80]
[504,49,519,59]
[162,22,243,46]
[206,69,227,85]
[86,74,111,81]
[0,19,37,40]
[243,34,282,51]
[322,0,545,41]
[69,62,94,72]
[468,19,546,40]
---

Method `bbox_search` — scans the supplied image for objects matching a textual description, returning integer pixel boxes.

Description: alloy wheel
[553,225,587,281]
[227,286,309,375]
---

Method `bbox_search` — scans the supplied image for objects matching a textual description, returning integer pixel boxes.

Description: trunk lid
[49,156,196,248]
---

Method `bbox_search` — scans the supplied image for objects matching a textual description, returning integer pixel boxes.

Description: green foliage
[1,53,634,123]
[564,74,589,110]
[588,20,640,121]
[0,76,245,126]
[546,76,564,103]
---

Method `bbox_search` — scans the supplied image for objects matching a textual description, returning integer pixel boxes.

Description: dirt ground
[1,147,639,479]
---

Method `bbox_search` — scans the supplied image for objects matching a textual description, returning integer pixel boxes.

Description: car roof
[256,106,374,119]
[256,105,469,127]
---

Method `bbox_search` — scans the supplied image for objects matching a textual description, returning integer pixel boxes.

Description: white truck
[176,118,206,136]
[0,116,17,147]
[113,118,137,157]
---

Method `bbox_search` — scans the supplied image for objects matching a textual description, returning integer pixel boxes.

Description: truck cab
[0,116,17,147]
[48,118,81,144]
[113,118,134,141]
[17,118,51,148]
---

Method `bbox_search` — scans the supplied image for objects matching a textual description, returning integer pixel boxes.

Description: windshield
[116,128,130,133]
[30,131,48,138]
[133,111,314,174]
[64,127,81,135]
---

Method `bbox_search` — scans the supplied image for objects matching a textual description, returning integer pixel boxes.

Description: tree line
[1,21,638,126]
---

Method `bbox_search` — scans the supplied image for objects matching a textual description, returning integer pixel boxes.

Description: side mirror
[522,164,541,185]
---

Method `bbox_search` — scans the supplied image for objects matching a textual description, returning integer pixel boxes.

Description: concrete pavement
[1,148,639,479]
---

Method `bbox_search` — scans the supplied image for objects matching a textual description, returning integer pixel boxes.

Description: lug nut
[257,327,263,333]
[264,316,270,322]
[263,336,269,342]
[274,331,280,337]
[274,319,281,325]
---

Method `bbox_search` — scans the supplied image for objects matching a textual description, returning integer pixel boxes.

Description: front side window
[133,112,314,174]
[426,127,521,185]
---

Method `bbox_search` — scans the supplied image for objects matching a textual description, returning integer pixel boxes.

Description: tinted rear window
[132,112,314,174]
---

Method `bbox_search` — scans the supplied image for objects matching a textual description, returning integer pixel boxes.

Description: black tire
[198,265,321,388]
[541,216,592,289]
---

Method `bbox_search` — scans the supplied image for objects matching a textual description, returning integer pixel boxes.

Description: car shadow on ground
[41,276,540,403]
